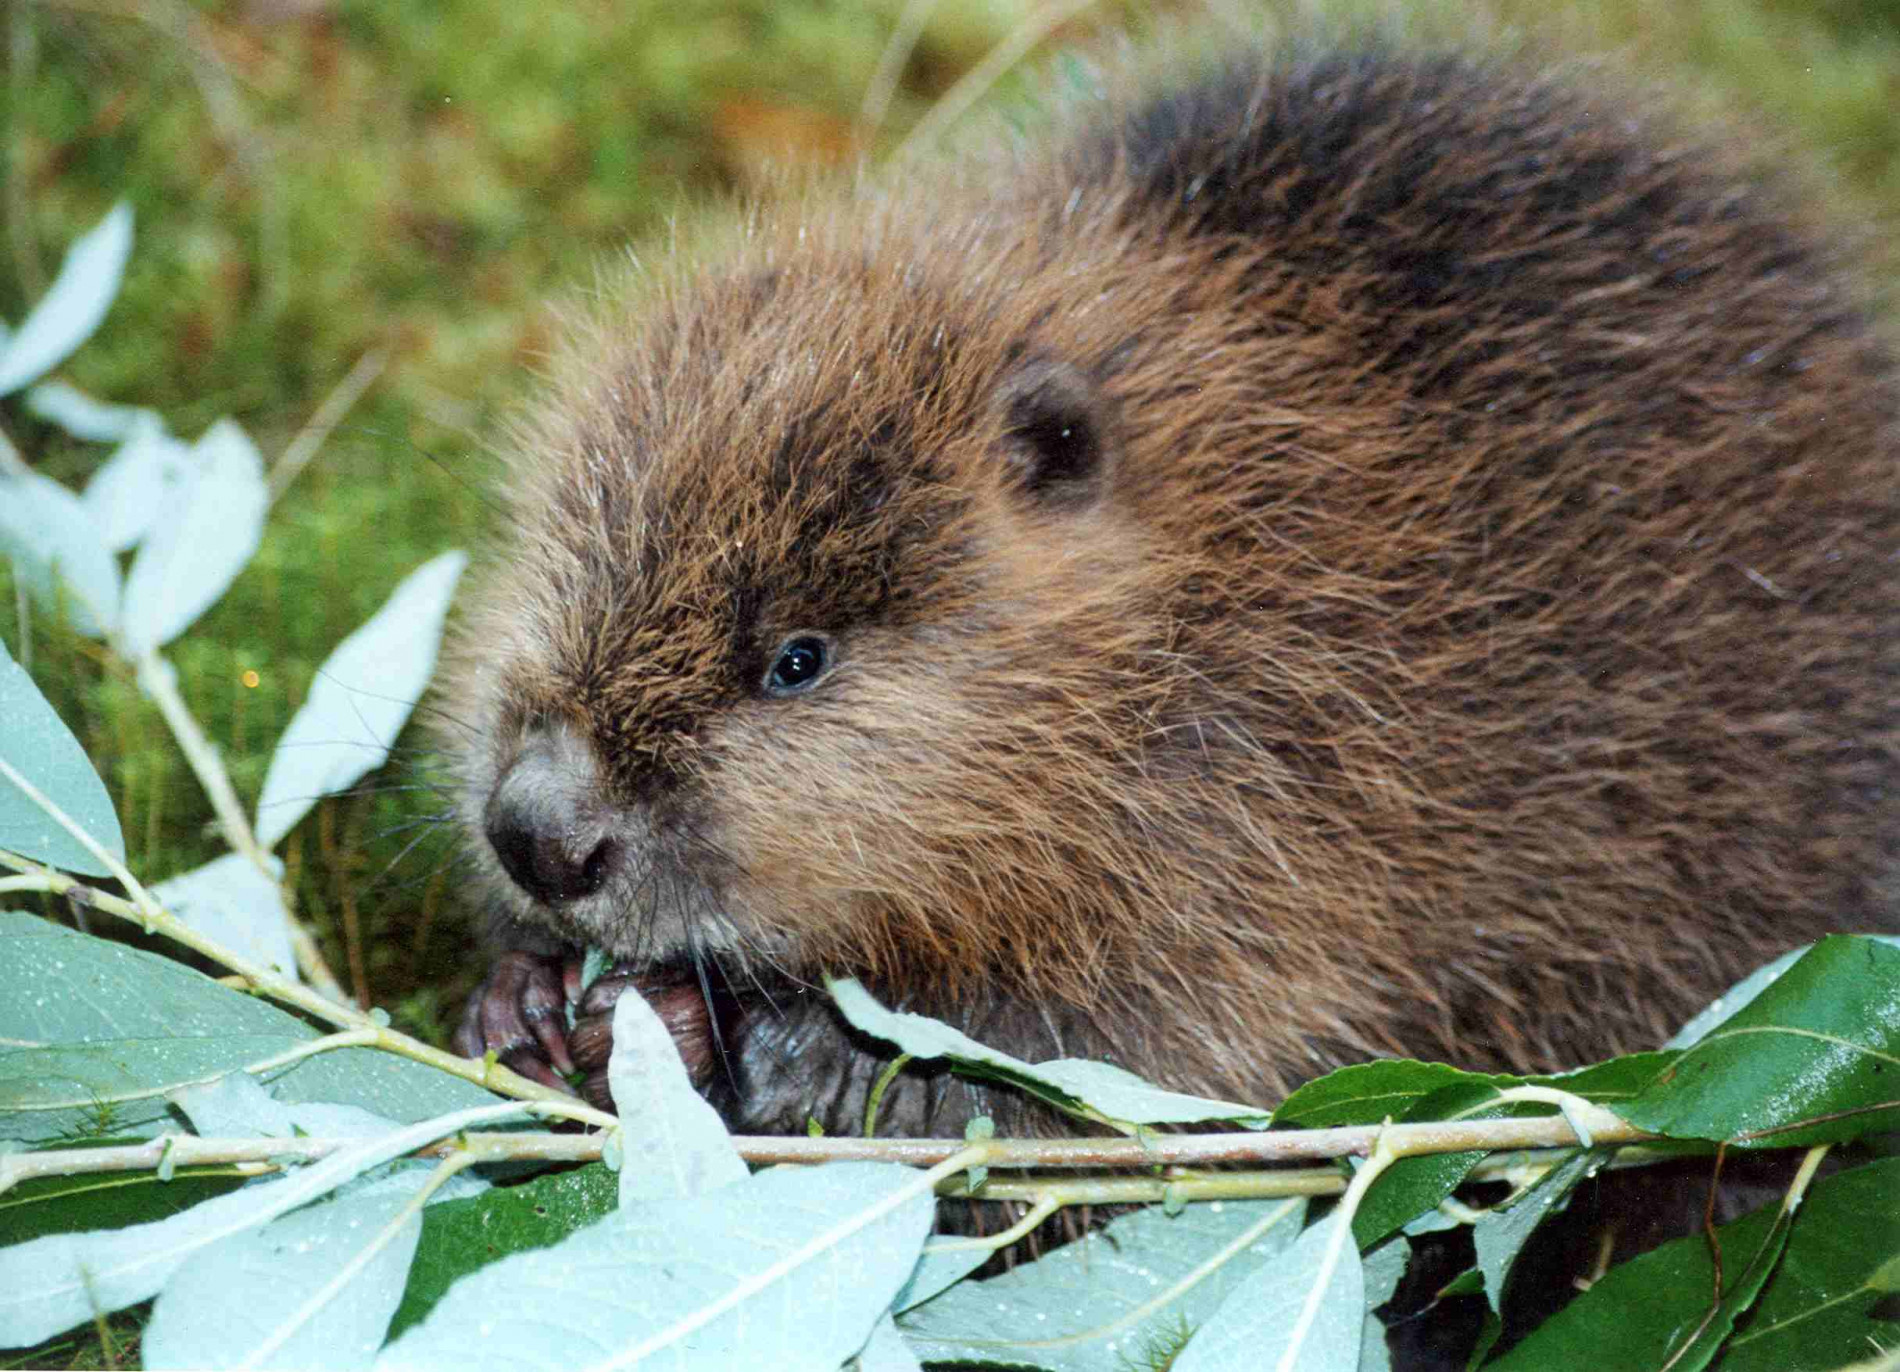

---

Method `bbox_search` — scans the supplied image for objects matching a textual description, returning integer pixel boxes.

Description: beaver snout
[484,726,623,907]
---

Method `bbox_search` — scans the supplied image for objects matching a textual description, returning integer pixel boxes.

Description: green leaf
[22,379,151,444]
[1273,1061,1518,1130]
[141,1181,425,1371]
[0,912,502,1144]
[1,1035,310,1143]
[898,1198,1306,1370]
[255,551,466,849]
[152,853,296,981]
[890,1241,990,1317]
[0,202,133,397]
[119,418,268,655]
[0,1160,248,1247]
[855,1314,924,1372]
[828,978,1271,1127]
[1719,1159,1900,1371]
[1471,1148,1601,1312]
[1272,1054,1680,1133]
[1533,1053,1683,1105]
[1362,1238,1410,1311]
[1272,1063,1506,1249]
[380,1161,935,1372]
[0,470,121,639]
[1358,1241,1410,1372]
[168,1069,408,1143]
[1346,1081,1503,1250]
[1617,936,1900,1148]
[0,1101,524,1348]
[606,982,746,1205]
[0,639,126,876]
[79,412,193,552]
[1490,1157,1900,1371]
[2,912,288,1046]
[1665,947,1811,1048]
[387,1164,620,1342]
[1172,1210,1364,1371]
[1271,1054,1690,1249]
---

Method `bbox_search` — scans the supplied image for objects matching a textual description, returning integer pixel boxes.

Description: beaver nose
[484,728,621,905]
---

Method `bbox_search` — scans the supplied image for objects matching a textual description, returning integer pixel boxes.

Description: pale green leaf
[0,470,121,638]
[379,1161,934,1372]
[120,418,268,655]
[0,203,133,396]
[256,551,466,849]
[0,638,125,875]
[607,984,747,1206]
[900,1198,1305,1370]
[829,978,1270,1127]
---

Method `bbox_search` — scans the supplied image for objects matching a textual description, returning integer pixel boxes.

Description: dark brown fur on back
[444,47,1900,1137]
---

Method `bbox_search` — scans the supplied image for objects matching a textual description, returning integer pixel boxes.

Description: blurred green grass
[2,0,1896,1107]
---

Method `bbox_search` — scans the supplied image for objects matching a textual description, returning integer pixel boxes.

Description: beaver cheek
[687,774,834,950]
[567,967,719,1113]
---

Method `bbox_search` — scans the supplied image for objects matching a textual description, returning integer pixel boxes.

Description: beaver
[442,44,1900,1141]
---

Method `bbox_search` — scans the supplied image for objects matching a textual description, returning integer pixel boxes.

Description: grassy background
[0,1,1895,1360]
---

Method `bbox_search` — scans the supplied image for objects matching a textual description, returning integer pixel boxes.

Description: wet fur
[442,47,1899,1136]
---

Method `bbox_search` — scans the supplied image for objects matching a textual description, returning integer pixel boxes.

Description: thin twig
[268,348,388,505]
[0,1127,610,1195]
[734,1110,1654,1169]
[860,0,941,138]
[132,649,349,1002]
[895,0,1102,160]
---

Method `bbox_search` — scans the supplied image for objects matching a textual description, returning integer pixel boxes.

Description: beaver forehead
[530,291,980,788]
[630,322,972,617]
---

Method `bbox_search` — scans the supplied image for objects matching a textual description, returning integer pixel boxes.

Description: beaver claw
[567,968,719,1112]
[453,950,579,1092]
[456,955,719,1112]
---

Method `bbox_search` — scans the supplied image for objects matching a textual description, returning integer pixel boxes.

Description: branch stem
[129,650,349,1001]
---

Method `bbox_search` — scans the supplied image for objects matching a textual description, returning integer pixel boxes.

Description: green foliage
[832,976,1273,1127]
[0,636,124,875]
[1490,1159,1900,1371]
[899,1198,1308,1369]
[1,1161,248,1247]
[5,0,1898,1080]
[1627,936,1900,1148]
[4,890,1899,1365]
[387,1164,620,1340]
[383,1162,937,1370]
[0,911,499,1147]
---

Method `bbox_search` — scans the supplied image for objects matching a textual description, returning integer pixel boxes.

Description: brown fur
[442,46,1899,1136]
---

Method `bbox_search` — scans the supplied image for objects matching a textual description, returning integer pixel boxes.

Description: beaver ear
[994,357,1119,511]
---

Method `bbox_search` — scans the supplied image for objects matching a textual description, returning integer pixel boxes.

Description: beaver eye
[766,635,830,697]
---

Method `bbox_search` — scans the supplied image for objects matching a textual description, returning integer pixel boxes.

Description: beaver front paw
[453,949,580,1092]
[567,967,719,1113]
